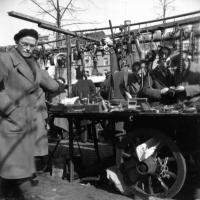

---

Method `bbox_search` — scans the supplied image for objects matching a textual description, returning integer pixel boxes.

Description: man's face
[182,53,190,71]
[17,36,37,58]
[158,48,171,68]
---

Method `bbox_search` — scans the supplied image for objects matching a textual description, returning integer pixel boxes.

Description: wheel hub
[137,157,157,175]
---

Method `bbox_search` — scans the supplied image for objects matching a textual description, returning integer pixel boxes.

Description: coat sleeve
[141,74,162,100]
[0,54,17,116]
[185,84,200,97]
[39,69,59,92]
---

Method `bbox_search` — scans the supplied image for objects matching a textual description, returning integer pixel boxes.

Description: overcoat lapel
[8,48,38,83]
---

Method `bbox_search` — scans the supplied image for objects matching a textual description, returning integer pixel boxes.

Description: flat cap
[14,29,39,42]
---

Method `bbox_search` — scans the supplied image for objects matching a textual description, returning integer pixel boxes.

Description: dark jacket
[141,66,175,104]
[72,79,96,100]
[100,70,140,100]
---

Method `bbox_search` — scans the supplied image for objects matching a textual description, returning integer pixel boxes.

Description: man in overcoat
[0,29,60,198]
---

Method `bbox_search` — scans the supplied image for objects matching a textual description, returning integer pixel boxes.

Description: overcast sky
[0,0,199,46]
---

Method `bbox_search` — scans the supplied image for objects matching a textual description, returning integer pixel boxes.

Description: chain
[158,157,170,178]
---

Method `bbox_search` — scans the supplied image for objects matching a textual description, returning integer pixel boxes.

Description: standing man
[0,29,60,199]
[72,65,96,142]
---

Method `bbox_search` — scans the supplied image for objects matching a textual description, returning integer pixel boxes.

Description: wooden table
[48,106,200,182]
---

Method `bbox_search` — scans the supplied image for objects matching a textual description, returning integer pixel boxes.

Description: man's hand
[124,91,132,100]
[175,85,185,92]
[161,87,169,95]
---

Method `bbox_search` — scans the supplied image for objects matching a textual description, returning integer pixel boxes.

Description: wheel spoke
[166,170,177,179]
[135,175,145,191]
[158,177,169,192]
[167,156,176,162]
[122,151,131,158]
[148,176,154,195]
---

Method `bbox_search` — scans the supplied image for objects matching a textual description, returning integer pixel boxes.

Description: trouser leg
[0,177,38,200]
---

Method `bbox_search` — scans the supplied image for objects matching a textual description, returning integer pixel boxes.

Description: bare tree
[29,0,97,46]
[154,0,176,20]
[154,0,176,47]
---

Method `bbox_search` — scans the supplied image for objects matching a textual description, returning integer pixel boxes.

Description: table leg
[92,121,101,162]
[68,118,74,182]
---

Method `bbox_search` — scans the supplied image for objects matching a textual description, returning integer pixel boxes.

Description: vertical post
[109,20,120,71]
[66,35,72,97]
[68,118,74,182]
[56,0,61,48]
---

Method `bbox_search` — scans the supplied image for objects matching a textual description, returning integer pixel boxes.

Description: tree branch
[48,0,57,10]
[30,0,57,20]
[60,0,73,19]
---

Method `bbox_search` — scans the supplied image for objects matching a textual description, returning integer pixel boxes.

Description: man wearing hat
[0,29,62,199]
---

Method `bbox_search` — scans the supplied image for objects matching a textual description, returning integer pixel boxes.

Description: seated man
[140,45,176,105]
[100,63,142,140]
[100,64,141,101]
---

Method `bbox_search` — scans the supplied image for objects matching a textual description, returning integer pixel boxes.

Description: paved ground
[1,139,199,200]
[21,172,134,200]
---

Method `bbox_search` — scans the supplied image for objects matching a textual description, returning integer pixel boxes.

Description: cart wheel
[116,128,186,199]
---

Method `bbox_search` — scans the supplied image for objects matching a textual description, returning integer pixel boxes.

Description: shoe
[30,179,39,186]
[194,188,200,200]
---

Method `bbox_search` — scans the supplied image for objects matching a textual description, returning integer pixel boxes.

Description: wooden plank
[39,23,99,42]
[8,11,100,43]
[8,11,55,26]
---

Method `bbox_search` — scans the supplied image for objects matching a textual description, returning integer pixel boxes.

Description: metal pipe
[74,10,200,33]
[131,30,200,44]
[66,35,72,97]
[8,11,56,26]
[38,38,66,45]
[38,23,100,42]
[113,16,200,38]
[8,11,100,43]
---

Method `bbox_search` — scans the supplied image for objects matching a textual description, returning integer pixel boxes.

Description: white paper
[136,138,159,161]
[61,96,79,105]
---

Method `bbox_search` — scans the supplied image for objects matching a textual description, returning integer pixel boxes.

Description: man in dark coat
[141,46,176,105]
[72,65,96,101]
[0,29,61,199]
[71,65,96,142]
[100,64,141,101]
